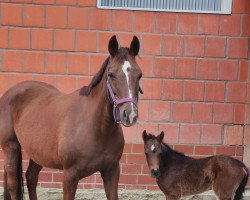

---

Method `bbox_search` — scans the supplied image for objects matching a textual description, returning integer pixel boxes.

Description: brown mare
[0,35,143,200]
[142,130,249,200]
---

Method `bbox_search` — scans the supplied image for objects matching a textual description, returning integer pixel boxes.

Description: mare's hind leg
[2,141,22,200]
[26,159,42,200]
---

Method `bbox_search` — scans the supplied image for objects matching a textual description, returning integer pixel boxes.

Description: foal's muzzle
[151,169,160,178]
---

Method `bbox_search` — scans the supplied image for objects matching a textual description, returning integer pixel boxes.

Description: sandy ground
[0,188,250,200]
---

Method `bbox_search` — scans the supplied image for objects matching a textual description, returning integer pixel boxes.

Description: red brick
[32,29,53,50]
[134,11,155,33]
[46,6,67,28]
[193,103,213,123]
[9,28,30,50]
[98,32,115,53]
[174,145,194,155]
[40,183,62,188]
[199,15,219,35]
[243,146,250,167]
[119,174,137,184]
[242,15,250,36]
[33,0,55,4]
[234,104,245,124]
[185,36,205,57]
[159,123,179,144]
[247,84,250,103]
[213,103,234,123]
[54,30,75,51]
[68,53,88,75]
[2,3,22,26]
[0,74,10,94]
[55,0,76,5]
[172,102,192,123]
[218,60,238,81]
[2,50,22,72]
[23,51,45,73]
[89,54,107,75]
[206,37,226,58]
[141,79,162,100]
[24,5,45,27]
[46,52,67,74]
[232,0,250,14]
[201,124,222,144]
[55,76,76,93]
[149,101,170,122]
[90,9,110,30]
[127,154,147,165]
[224,125,243,145]
[175,58,196,79]
[78,0,96,6]
[180,124,200,144]
[118,33,140,48]
[154,57,174,78]
[228,38,248,59]
[123,144,132,153]
[112,10,132,32]
[138,175,155,185]
[245,104,250,124]
[136,56,154,78]
[138,101,149,121]
[11,74,32,86]
[227,82,246,103]
[76,31,97,52]
[0,27,8,48]
[137,123,158,142]
[122,125,137,143]
[195,146,214,155]
[178,14,197,34]
[68,7,89,29]
[11,0,32,2]
[163,35,183,56]
[216,146,235,156]
[122,164,141,174]
[142,34,162,55]
[220,15,241,36]
[33,74,55,86]
[239,61,248,81]
[184,81,204,101]
[244,126,250,145]
[155,13,177,34]
[132,144,144,153]
[197,59,217,80]
[163,80,183,101]
[236,146,244,156]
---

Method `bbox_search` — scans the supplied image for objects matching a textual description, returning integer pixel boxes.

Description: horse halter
[106,80,138,124]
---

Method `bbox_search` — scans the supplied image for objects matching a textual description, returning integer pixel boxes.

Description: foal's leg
[26,159,42,200]
[2,141,22,200]
[100,163,120,200]
[63,169,79,200]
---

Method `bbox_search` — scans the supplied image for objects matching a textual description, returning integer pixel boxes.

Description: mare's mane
[79,48,131,96]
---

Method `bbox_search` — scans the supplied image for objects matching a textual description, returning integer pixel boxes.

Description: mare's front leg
[63,169,79,200]
[101,163,120,200]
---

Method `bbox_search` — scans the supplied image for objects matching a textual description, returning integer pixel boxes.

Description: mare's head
[107,35,142,126]
[142,130,165,178]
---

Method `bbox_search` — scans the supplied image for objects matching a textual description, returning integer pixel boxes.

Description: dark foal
[0,35,142,200]
[143,131,249,200]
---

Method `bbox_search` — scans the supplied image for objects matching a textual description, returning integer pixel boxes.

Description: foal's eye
[108,72,115,79]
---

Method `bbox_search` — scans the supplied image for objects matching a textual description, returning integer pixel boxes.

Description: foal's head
[143,130,165,178]
[107,36,142,127]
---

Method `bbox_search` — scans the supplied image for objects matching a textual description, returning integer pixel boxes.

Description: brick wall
[0,0,249,190]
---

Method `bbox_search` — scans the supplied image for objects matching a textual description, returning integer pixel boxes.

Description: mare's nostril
[151,169,160,178]
[123,110,127,119]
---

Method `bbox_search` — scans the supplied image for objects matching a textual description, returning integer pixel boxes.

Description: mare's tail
[234,166,249,200]
[3,148,24,200]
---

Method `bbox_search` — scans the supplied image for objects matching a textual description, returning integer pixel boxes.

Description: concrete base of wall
[1,188,250,199]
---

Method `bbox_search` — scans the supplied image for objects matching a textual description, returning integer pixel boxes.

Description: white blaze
[122,61,136,123]
[151,144,155,152]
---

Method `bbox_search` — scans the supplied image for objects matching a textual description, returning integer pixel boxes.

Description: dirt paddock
[1,188,250,200]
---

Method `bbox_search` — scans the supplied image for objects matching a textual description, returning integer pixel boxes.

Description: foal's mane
[80,48,132,96]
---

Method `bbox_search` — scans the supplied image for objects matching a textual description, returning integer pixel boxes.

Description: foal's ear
[108,35,119,57]
[142,130,148,142]
[157,131,165,142]
[129,36,140,58]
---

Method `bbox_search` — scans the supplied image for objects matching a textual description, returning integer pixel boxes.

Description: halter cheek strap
[106,80,138,123]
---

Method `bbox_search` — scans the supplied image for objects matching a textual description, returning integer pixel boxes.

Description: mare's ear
[157,131,164,142]
[129,36,140,58]
[108,35,119,57]
[142,130,148,142]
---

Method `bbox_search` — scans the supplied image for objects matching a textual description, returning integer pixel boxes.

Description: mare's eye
[108,72,115,79]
